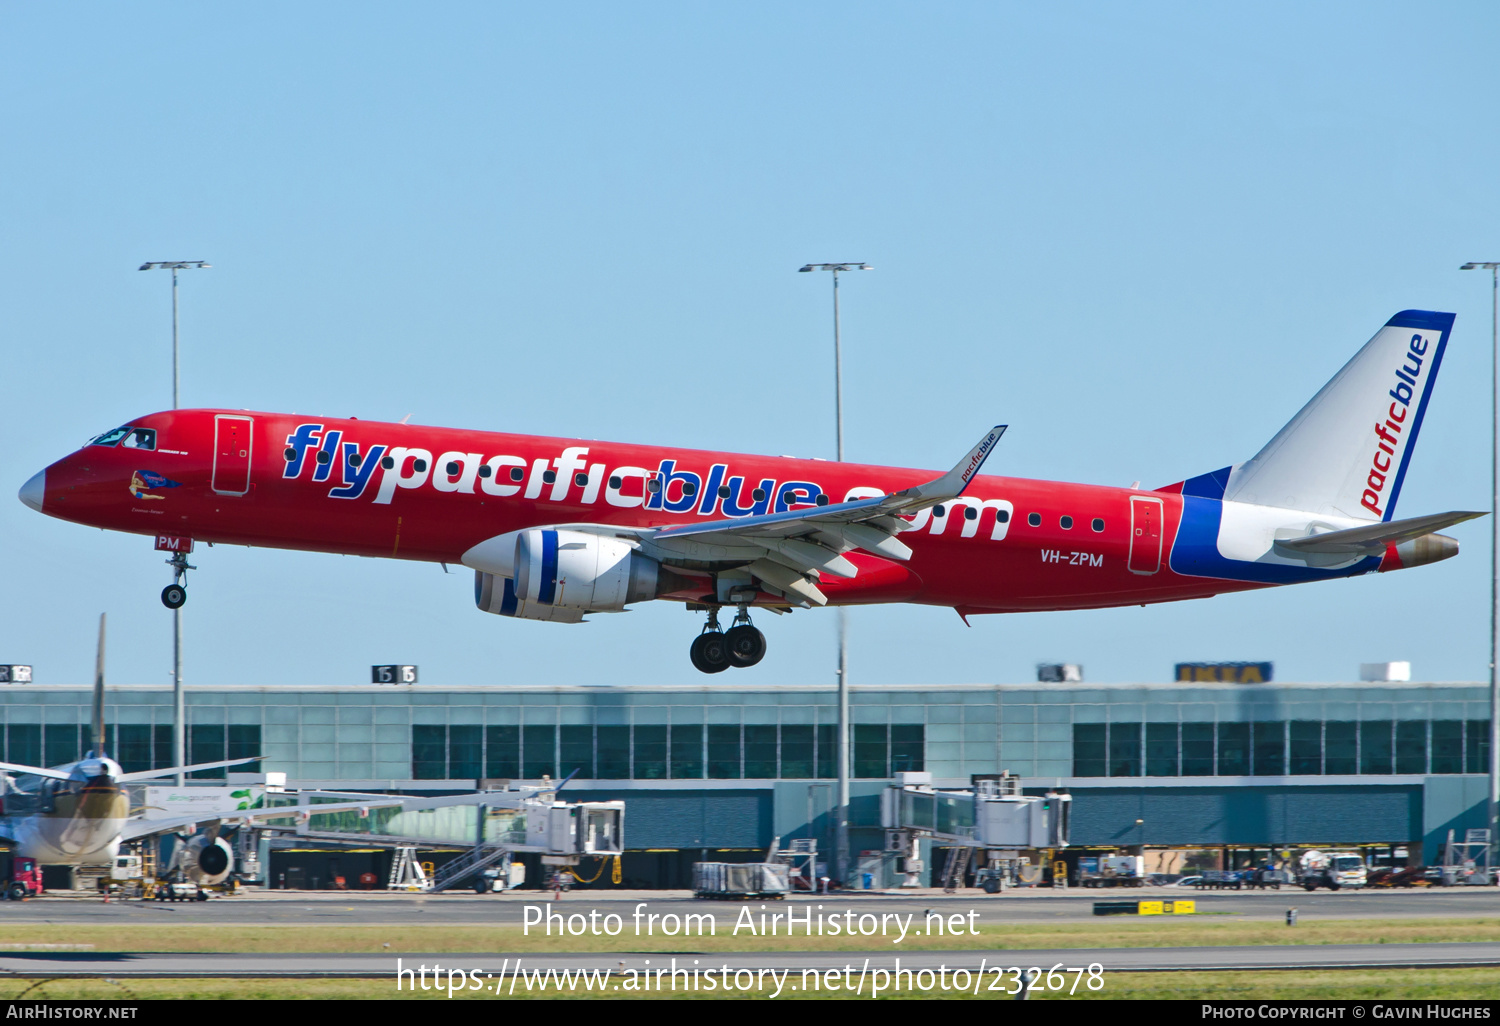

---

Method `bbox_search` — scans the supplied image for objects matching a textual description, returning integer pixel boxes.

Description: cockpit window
[90,426,132,447]
[90,426,155,450]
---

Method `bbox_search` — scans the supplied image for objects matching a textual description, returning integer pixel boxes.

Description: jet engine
[474,528,665,621]
[178,834,235,887]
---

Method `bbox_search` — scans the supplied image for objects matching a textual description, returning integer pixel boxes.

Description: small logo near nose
[129,470,181,500]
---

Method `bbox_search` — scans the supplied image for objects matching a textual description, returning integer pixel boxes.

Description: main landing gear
[161,551,195,609]
[689,606,767,674]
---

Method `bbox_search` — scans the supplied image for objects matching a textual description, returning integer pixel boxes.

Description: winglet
[892,425,1007,505]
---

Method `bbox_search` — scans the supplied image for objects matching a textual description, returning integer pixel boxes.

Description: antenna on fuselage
[91,613,106,757]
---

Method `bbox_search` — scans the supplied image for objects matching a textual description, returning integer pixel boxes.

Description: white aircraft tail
[1222,311,1454,522]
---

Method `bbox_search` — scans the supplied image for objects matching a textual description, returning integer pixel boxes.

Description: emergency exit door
[211,415,254,496]
[1128,495,1163,575]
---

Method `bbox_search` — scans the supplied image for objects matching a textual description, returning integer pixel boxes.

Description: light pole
[1462,260,1500,872]
[139,260,210,784]
[799,261,872,885]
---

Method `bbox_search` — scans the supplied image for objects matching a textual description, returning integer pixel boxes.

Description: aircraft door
[211,415,254,496]
[1128,495,1163,575]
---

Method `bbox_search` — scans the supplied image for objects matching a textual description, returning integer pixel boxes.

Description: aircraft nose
[18,469,44,513]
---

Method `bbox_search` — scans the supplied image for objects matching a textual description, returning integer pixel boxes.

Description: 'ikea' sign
[1175,662,1273,684]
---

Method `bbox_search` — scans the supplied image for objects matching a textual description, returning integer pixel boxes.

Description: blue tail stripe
[1383,315,1453,521]
[1180,466,1232,500]
[1386,310,1456,332]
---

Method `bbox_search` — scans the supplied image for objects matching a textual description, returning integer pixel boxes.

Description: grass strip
[4,968,1500,1000]
[1,917,1500,953]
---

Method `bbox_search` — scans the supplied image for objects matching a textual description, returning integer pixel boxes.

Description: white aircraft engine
[474,528,664,622]
[181,835,235,886]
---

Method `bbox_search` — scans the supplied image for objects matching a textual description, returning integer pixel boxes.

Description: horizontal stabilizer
[1275,510,1486,555]
[0,761,72,781]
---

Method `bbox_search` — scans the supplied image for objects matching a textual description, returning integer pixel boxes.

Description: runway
[3,943,1500,978]
[2,886,1497,926]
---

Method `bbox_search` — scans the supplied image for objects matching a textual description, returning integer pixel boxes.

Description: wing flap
[745,558,827,606]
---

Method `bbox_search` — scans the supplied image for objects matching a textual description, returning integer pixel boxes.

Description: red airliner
[19,311,1482,673]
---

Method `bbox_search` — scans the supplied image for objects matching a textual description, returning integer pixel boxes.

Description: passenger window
[1092,518,1105,532]
[1060,515,1074,529]
[1027,513,1041,527]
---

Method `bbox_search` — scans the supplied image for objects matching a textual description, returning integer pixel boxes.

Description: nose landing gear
[161,552,195,609]
[689,605,767,673]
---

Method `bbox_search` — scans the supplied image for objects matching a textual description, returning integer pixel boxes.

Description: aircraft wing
[1275,510,1486,555]
[116,756,263,783]
[644,426,1005,606]
[0,761,72,781]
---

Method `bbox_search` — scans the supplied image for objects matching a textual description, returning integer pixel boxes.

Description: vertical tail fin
[91,613,106,756]
[1222,310,1454,521]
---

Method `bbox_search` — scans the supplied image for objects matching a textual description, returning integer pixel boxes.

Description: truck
[2,855,42,900]
[1297,849,1367,891]
[1078,854,1145,888]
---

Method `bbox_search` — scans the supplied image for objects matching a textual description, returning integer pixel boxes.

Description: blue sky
[3,2,1498,688]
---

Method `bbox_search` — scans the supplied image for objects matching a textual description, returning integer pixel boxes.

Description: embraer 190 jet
[18,311,1482,673]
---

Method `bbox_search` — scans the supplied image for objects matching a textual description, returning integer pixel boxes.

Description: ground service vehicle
[1299,850,1368,890]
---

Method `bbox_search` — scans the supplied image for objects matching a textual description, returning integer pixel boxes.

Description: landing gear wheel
[725,624,766,668]
[161,584,187,609]
[690,632,731,674]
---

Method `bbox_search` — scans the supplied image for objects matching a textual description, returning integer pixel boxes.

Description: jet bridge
[879,773,1070,891]
[131,783,625,892]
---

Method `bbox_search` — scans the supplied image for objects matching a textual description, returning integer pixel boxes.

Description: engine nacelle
[1379,532,1459,572]
[473,529,660,621]
[181,835,234,887]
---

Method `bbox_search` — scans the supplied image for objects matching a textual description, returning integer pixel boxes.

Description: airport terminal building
[0,680,1489,882]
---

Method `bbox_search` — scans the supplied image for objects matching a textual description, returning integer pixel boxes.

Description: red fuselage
[28,408,1260,614]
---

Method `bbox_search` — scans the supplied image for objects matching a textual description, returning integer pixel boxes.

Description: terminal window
[633,725,667,779]
[1072,723,1105,776]
[1108,722,1142,776]
[1290,721,1321,774]
[707,725,741,778]
[670,725,703,778]
[1146,722,1179,776]
[1252,721,1284,776]
[559,725,594,780]
[4,722,178,775]
[1072,718,1489,778]
[744,726,778,778]
[188,724,261,779]
[1181,723,1215,775]
[1216,722,1250,775]
[411,722,922,781]
[597,726,630,779]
